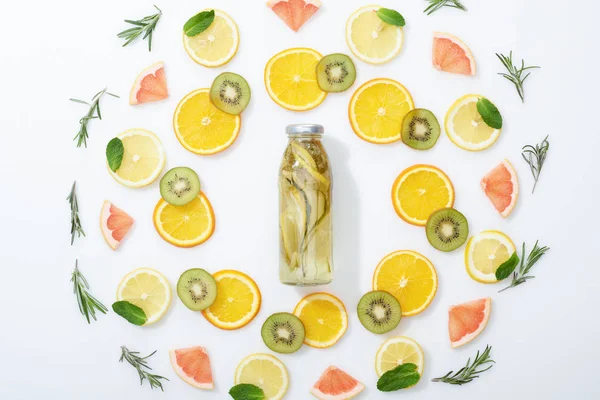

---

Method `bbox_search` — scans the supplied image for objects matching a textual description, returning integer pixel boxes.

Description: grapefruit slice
[267,0,321,32]
[169,346,214,390]
[310,366,364,399]
[433,32,476,75]
[100,200,133,250]
[481,159,519,217]
[449,298,491,348]
[129,62,168,105]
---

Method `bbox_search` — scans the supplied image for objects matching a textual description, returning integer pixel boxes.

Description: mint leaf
[476,98,503,129]
[377,8,406,27]
[377,363,421,392]
[495,251,519,281]
[106,138,124,172]
[229,383,265,400]
[112,301,147,326]
[184,10,215,37]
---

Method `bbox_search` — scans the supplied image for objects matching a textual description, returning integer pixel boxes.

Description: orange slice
[349,78,414,144]
[391,164,455,226]
[100,200,134,250]
[202,270,261,330]
[170,346,214,390]
[153,193,215,248]
[433,32,475,75]
[267,0,322,32]
[173,88,241,155]
[481,159,519,217]
[449,298,491,348]
[372,250,437,317]
[293,292,348,348]
[129,62,168,105]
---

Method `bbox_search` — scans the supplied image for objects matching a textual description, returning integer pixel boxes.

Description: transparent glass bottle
[279,124,333,285]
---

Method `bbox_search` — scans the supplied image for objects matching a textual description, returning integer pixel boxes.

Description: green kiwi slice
[357,291,401,334]
[177,269,217,311]
[401,108,441,150]
[261,312,305,354]
[425,208,469,252]
[316,53,357,93]
[160,167,201,206]
[209,72,251,115]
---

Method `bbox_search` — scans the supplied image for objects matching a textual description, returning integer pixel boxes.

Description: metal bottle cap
[286,124,324,136]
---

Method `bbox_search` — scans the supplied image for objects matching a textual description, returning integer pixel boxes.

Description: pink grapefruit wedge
[169,346,214,390]
[481,159,519,217]
[310,366,364,399]
[129,62,168,105]
[267,0,321,32]
[433,32,476,76]
[449,298,491,348]
[100,200,133,250]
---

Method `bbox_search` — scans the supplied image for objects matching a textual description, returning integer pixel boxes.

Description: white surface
[1,0,598,398]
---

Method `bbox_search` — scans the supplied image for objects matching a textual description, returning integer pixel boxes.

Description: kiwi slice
[261,312,305,354]
[401,108,441,150]
[160,167,201,206]
[316,53,357,93]
[209,72,251,115]
[426,208,469,252]
[177,269,217,311]
[357,291,401,334]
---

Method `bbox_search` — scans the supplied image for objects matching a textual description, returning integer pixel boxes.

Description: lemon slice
[375,336,424,378]
[235,353,289,400]
[445,94,502,151]
[293,292,348,348]
[346,5,404,64]
[183,9,239,67]
[108,129,165,188]
[116,268,171,325]
[465,230,516,283]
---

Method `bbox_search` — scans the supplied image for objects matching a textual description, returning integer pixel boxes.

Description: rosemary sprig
[71,260,108,323]
[522,135,549,193]
[117,5,162,51]
[70,88,119,148]
[500,241,549,292]
[432,345,495,385]
[424,0,467,15]
[67,181,85,245]
[496,51,540,102]
[119,346,169,391]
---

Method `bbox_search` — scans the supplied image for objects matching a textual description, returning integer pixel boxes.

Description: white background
[1,0,598,399]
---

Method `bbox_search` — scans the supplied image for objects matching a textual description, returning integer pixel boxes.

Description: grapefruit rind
[432,32,476,75]
[129,62,168,105]
[169,347,214,390]
[465,230,516,283]
[100,200,134,250]
[481,159,519,217]
[310,366,365,400]
[267,0,322,32]
[449,298,492,348]
[445,94,501,151]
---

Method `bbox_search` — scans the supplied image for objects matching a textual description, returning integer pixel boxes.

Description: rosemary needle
[70,88,119,148]
[424,0,467,15]
[522,135,550,193]
[66,181,85,245]
[117,5,162,51]
[71,260,108,324]
[432,345,495,385]
[499,241,550,293]
[496,51,540,102]
[119,346,169,391]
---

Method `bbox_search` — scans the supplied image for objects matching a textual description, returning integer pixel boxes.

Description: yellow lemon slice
[183,9,239,67]
[235,353,289,400]
[108,129,165,188]
[465,230,516,283]
[375,336,424,378]
[202,270,262,330]
[391,164,455,226]
[445,94,502,151]
[373,250,438,317]
[265,48,327,111]
[346,5,404,64]
[153,193,215,248]
[293,292,348,348]
[349,78,414,144]
[116,268,171,325]
[173,88,241,155]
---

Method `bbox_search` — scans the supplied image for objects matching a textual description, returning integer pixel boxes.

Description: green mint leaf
[229,383,265,400]
[377,8,406,27]
[377,363,421,392]
[106,138,124,172]
[476,98,503,129]
[495,251,520,281]
[184,10,215,37]
[112,301,147,326]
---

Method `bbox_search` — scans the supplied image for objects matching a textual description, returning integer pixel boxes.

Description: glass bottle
[279,124,333,285]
